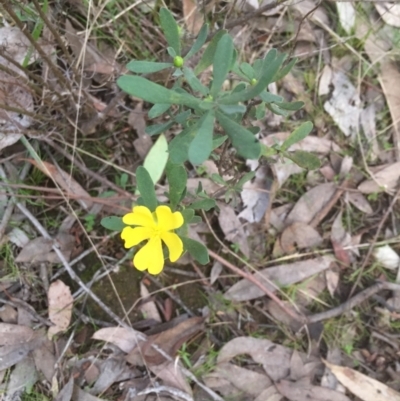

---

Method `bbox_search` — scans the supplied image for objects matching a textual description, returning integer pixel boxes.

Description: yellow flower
[121,205,184,275]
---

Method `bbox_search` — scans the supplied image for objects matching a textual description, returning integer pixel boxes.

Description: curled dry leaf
[358,162,400,194]
[47,280,73,339]
[224,256,333,301]
[218,203,249,257]
[285,183,337,226]
[92,327,143,353]
[29,160,93,210]
[279,222,323,254]
[324,360,400,401]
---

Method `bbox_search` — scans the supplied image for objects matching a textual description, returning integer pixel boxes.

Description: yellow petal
[133,236,164,275]
[161,232,183,262]
[121,226,153,248]
[122,206,155,227]
[155,206,184,231]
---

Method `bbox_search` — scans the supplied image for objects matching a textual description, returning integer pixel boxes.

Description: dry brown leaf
[375,2,400,27]
[324,360,400,401]
[48,280,73,339]
[285,183,337,226]
[330,211,355,266]
[139,282,162,323]
[32,340,56,382]
[92,327,143,353]
[225,256,333,301]
[141,316,204,365]
[204,362,271,399]
[346,191,373,215]
[276,378,351,401]
[357,162,400,194]
[151,361,193,396]
[218,203,249,257]
[15,235,75,264]
[336,2,355,33]
[280,222,323,254]
[55,376,74,401]
[292,0,329,25]
[326,270,340,298]
[182,0,204,35]
[29,160,93,210]
[129,102,152,159]
[0,323,35,346]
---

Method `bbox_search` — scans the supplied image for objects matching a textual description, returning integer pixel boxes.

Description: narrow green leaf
[284,150,321,170]
[216,111,261,159]
[211,173,226,185]
[136,166,158,211]
[259,90,283,103]
[212,135,228,149]
[194,30,226,75]
[166,163,187,210]
[143,134,169,185]
[240,62,254,79]
[255,102,266,119]
[211,34,234,98]
[169,125,198,164]
[183,66,209,96]
[262,48,278,70]
[174,109,192,123]
[189,198,216,211]
[236,171,255,189]
[126,60,172,74]
[188,111,215,165]
[185,23,209,60]
[275,101,304,111]
[280,121,314,151]
[167,47,176,58]
[266,103,289,117]
[274,57,297,81]
[232,62,249,81]
[145,121,174,136]
[218,104,246,115]
[148,103,171,119]
[100,216,125,232]
[253,59,263,78]
[117,75,199,108]
[181,236,209,264]
[159,8,181,55]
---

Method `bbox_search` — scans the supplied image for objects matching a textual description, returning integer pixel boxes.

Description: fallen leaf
[218,203,249,257]
[346,191,373,215]
[32,340,56,382]
[272,161,304,189]
[330,211,354,265]
[47,280,73,339]
[0,323,35,346]
[358,162,400,194]
[321,348,346,393]
[29,160,93,210]
[374,245,400,270]
[319,65,333,96]
[324,360,400,401]
[292,0,329,25]
[324,69,362,138]
[7,227,30,248]
[375,2,400,27]
[224,255,333,302]
[139,282,162,323]
[92,327,143,353]
[130,103,152,159]
[72,385,105,401]
[326,270,340,298]
[276,378,351,401]
[285,183,337,226]
[182,0,204,35]
[55,376,74,401]
[280,222,323,254]
[210,261,223,284]
[0,304,17,323]
[151,361,193,395]
[238,165,273,223]
[336,2,355,34]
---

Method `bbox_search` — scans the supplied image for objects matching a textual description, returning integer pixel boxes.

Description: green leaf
[136,166,158,211]
[216,111,261,159]
[274,57,297,81]
[189,198,216,211]
[188,111,215,165]
[259,90,283,103]
[275,101,304,111]
[145,121,174,136]
[211,173,226,185]
[183,66,209,96]
[181,236,209,264]
[212,135,228,149]
[232,82,247,93]
[126,60,172,74]
[117,75,199,108]
[266,103,289,117]
[253,59,263,78]
[148,103,171,119]
[181,208,195,224]
[169,125,198,164]
[211,34,234,98]
[236,171,255,189]
[159,8,181,55]
[218,104,246,114]
[185,23,209,60]
[240,62,254,79]
[167,47,176,58]
[280,121,314,151]
[143,134,169,184]
[255,102,266,119]
[194,30,227,75]
[174,109,192,124]
[100,216,125,232]
[166,163,187,210]
[284,150,321,170]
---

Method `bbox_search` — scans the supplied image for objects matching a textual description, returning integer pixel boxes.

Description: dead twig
[308,281,400,323]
